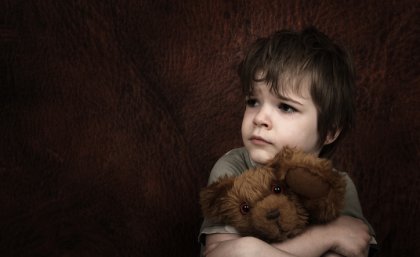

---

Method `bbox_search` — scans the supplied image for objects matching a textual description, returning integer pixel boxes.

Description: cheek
[271,120,319,152]
[241,112,252,132]
[242,109,253,122]
[295,126,320,153]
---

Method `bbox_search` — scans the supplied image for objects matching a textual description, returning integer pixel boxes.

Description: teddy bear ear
[199,177,234,220]
[266,146,296,179]
[285,167,330,199]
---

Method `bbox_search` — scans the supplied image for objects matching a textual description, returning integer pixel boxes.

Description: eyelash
[245,98,258,107]
[278,103,297,113]
[245,98,297,113]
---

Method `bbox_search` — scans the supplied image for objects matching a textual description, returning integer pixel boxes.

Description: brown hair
[239,27,355,157]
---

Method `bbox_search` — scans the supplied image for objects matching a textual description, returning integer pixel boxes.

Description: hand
[325,216,371,257]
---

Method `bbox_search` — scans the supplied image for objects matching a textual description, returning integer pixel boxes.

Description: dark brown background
[0,1,419,256]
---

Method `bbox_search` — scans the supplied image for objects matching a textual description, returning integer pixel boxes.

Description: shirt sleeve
[207,148,250,185]
[341,173,377,245]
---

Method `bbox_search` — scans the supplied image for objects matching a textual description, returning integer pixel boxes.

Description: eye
[272,184,282,194]
[278,103,297,113]
[240,202,250,215]
[245,98,258,107]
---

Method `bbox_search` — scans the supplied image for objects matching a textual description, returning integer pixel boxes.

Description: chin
[248,149,276,165]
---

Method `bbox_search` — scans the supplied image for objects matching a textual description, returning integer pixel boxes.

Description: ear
[199,177,234,220]
[285,167,330,199]
[324,128,342,145]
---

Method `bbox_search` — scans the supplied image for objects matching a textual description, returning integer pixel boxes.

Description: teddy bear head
[200,147,346,242]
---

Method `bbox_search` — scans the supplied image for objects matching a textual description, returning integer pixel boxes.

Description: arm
[204,234,298,257]
[272,216,370,257]
[203,216,370,257]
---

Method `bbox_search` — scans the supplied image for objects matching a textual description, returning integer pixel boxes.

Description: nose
[266,209,280,220]
[253,106,272,129]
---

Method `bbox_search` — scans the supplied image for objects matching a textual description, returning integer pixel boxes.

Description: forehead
[249,69,312,99]
[250,78,312,100]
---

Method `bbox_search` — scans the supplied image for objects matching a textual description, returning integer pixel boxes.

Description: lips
[250,135,271,145]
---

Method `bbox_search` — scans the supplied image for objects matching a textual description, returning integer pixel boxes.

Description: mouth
[250,135,272,145]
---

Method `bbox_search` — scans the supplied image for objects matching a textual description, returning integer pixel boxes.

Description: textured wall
[0,0,419,256]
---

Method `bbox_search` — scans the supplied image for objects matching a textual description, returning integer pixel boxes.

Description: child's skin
[203,79,371,257]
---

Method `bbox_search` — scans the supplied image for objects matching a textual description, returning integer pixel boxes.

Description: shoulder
[337,170,376,237]
[334,170,360,207]
[336,170,358,197]
[207,147,253,185]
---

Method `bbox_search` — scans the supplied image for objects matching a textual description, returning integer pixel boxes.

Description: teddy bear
[200,146,346,243]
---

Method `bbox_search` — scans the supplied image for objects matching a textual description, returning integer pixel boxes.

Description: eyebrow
[248,85,305,106]
[277,94,304,106]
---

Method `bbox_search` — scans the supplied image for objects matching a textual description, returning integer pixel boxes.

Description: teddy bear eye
[272,184,282,194]
[239,202,250,215]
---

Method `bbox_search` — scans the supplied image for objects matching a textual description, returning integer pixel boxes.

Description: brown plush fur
[200,147,346,242]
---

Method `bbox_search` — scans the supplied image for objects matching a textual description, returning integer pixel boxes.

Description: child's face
[241,80,320,165]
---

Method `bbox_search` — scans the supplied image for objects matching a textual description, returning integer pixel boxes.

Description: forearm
[271,225,330,257]
[204,234,298,257]
[272,216,371,257]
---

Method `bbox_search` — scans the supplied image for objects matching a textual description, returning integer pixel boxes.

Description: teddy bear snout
[266,209,280,220]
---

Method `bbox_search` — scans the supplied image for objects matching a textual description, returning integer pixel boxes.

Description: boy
[199,27,377,257]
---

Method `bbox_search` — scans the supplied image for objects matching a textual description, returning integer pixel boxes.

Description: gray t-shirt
[199,147,376,244]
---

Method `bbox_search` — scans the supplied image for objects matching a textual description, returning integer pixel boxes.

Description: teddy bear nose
[266,209,280,220]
